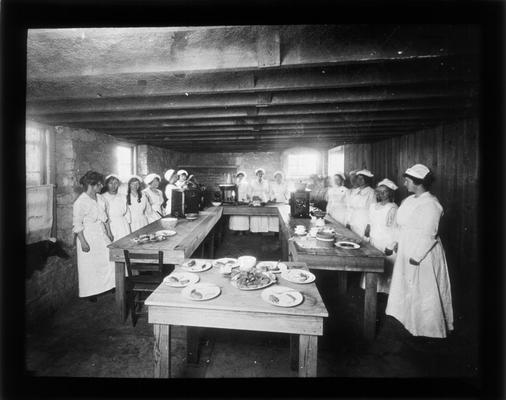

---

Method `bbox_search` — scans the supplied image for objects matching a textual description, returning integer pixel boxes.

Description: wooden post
[289,334,298,371]
[209,232,215,258]
[187,327,200,364]
[115,262,126,322]
[298,335,318,377]
[337,271,348,295]
[153,324,171,378]
[364,272,378,341]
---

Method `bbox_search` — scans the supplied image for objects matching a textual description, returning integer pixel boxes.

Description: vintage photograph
[23,23,483,383]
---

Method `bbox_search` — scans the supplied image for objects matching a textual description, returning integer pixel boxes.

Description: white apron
[326,186,349,225]
[229,180,250,231]
[101,192,131,241]
[360,202,398,294]
[73,193,115,297]
[268,181,289,232]
[163,184,178,215]
[348,186,376,238]
[143,188,164,223]
[249,179,270,232]
[127,193,150,232]
[385,192,454,338]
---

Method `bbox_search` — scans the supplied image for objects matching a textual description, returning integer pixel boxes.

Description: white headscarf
[164,169,175,181]
[405,164,430,179]
[356,169,374,178]
[273,171,284,179]
[377,178,398,191]
[236,170,247,178]
[177,169,188,177]
[144,173,161,185]
[105,174,120,182]
[255,168,265,175]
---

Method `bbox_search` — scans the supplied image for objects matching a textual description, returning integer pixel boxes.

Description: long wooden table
[108,206,222,321]
[145,260,328,378]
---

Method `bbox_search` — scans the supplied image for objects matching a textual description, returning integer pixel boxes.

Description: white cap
[349,170,358,176]
[177,169,188,176]
[255,168,265,175]
[273,170,284,178]
[164,169,175,181]
[405,164,430,179]
[105,174,120,182]
[236,170,247,178]
[144,173,161,185]
[377,178,398,191]
[357,169,374,178]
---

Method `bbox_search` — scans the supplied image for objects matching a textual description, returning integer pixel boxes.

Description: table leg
[209,232,215,258]
[200,242,205,258]
[298,335,318,377]
[153,324,171,378]
[115,262,126,322]
[187,327,200,364]
[364,272,378,340]
[289,334,298,371]
[337,271,348,295]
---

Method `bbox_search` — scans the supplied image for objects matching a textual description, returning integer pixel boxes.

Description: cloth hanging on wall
[26,184,54,244]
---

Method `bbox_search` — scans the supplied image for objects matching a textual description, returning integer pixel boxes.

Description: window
[116,145,136,182]
[328,146,345,176]
[26,123,51,186]
[286,152,319,179]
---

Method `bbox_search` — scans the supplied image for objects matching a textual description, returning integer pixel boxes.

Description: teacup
[238,255,257,271]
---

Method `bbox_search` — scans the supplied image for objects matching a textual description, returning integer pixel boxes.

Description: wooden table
[281,212,385,340]
[108,207,222,322]
[145,260,328,378]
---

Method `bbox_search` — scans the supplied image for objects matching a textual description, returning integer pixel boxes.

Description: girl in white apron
[101,174,131,242]
[360,178,398,294]
[268,171,289,232]
[126,176,150,232]
[325,173,349,225]
[175,169,189,190]
[229,171,250,234]
[385,164,454,338]
[142,173,164,223]
[347,169,376,238]
[249,168,270,233]
[73,171,115,301]
[163,169,180,216]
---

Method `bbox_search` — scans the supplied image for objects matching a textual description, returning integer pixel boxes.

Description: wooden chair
[123,250,171,327]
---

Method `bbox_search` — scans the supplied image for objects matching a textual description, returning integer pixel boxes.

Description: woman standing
[142,173,164,223]
[229,171,250,234]
[386,164,453,338]
[126,176,150,232]
[249,168,270,233]
[101,174,131,242]
[175,169,189,190]
[73,171,115,301]
[325,173,349,225]
[163,169,179,215]
[347,169,376,238]
[268,171,289,233]
[360,178,399,294]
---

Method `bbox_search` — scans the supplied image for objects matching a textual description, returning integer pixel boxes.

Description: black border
[2,0,504,399]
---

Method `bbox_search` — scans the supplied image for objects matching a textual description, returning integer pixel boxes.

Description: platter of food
[230,269,276,290]
[132,231,174,244]
[163,272,199,287]
[280,269,316,284]
[154,230,177,237]
[182,283,221,301]
[212,258,239,269]
[185,213,199,221]
[181,259,212,272]
[256,261,287,274]
[335,241,361,249]
[261,286,304,307]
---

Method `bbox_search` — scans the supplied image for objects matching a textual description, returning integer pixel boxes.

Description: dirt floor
[25,228,479,378]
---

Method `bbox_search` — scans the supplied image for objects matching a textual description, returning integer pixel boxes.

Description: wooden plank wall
[344,117,479,321]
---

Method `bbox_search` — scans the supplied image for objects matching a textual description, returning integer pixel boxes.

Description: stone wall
[137,145,182,177]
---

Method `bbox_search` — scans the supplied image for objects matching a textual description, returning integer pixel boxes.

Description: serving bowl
[160,217,178,230]
[237,255,257,271]
[211,201,222,206]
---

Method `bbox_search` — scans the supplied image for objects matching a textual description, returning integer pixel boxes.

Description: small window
[286,152,319,179]
[328,146,345,176]
[116,145,136,182]
[26,124,50,186]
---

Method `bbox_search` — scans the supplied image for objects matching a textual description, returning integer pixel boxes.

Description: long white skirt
[268,216,279,232]
[250,216,269,232]
[76,221,115,297]
[229,215,249,231]
[109,216,131,242]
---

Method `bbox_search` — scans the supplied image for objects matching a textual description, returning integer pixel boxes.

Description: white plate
[293,231,307,236]
[163,272,199,287]
[212,258,239,269]
[154,230,177,237]
[281,269,316,284]
[256,261,287,274]
[182,283,221,301]
[261,286,304,307]
[230,271,276,290]
[186,216,198,220]
[181,259,212,272]
[336,241,361,249]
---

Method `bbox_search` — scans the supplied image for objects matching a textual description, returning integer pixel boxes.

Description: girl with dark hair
[346,169,376,238]
[73,170,115,301]
[101,174,131,242]
[142,173,164,223]
[126,176,150,231]
[385,164,453,338]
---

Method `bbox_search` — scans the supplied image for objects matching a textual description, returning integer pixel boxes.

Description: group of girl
[72,168,190,301]
[327,164,453,338]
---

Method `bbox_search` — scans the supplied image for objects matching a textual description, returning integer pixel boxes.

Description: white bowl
[211,201,222,206]
[160,217,178,230]
[237,255,257,271]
